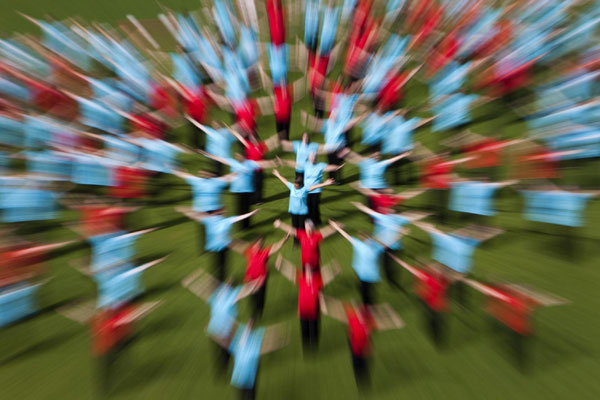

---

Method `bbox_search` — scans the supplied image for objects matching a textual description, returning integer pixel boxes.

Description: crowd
[0,0,598,398]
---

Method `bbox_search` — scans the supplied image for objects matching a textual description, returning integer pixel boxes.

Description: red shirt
[0,245,45,288]
[245,141,268,162]
[346,306,373,356]
[183,86,208,123]
[370,194,403,214]
[463,139,503,169]
[111,167,147,199]
[244,244,271,283]
[235,100,256,135]
[149,84,177,117]
[414,271,449,312]
[266,0,286,45]
[92,305,135,356]
[486,287,534,335]
[297,271,322,320]
[273,85,292,123]
[297,230,323,268]
[377,72,407,111]
[131,113,167,139]
[80,206,127,237]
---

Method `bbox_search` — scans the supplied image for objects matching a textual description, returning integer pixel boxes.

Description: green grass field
[1,1,600,399]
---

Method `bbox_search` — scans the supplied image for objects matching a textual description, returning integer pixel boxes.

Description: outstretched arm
[198,150,232,166]
[324,163,345,172]
[319,294,348,323]
[260,323,289,355]
[226,125,250,149]
[328,220,354,243]
[269,233,291,256]
[368,303,405,331]
[231,209,259,224]
[273,219,297,236]
[229,239,251,254]
[264,134,281,152]
[321,260,342,286]
[236,278,265,302]
[272,169,290,186]
[274,254,298,283]
[182,268,220,302]
[280,140,294,152]
[381,151,411,166]
[309,178,335,192]
[351,201,379,218]
[342,150,365,164]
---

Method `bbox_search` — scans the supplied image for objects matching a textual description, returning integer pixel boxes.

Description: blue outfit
[359,158,390,189]
[522,190,593,227]
[203,215,237,251]
[287,183,309,215]
[238,26,259,68]
[89,231,136,273]
[0,283,41,327]
[136,139,182,173]
[432,94,478,132]
[186,176,229,212]
[230,160,259,193]
[214,0,237,47]
[373,212,410,250]
[305,0,320,49]
[206,127,237,159]
[381,116,419,155]
[208,284,242,339]
[24,151,72,179]
[71,154,117,186]
[361,112,393,146]
[430,232,480,274]
[0,187,58,223]
[293,141,320,172]
[96,267,144,309]
[229,324,266,389]
[319,7,341,55]
[350,238,384,282]
[304,162,327,194]
[449,181,500,216]
[268,44,288,85]
[171,53,200,88]
[0,114,24,148]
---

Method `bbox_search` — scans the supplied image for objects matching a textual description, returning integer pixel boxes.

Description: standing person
[280,133,321,184]
[320,295,404,388]
[176,208,259,281]
[328,221,385,305]
[211,318,288,400]
[273,218,340,273]
[229,234,290,317]
[351,202,429,289]
[272,169,334,240]
[181,268,264,377]
[275,255,340,353]
[344,150,411,194]
[199,151,277,229]
[192,121,237,175]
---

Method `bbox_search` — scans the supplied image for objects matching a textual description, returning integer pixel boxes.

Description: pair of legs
[253,171,264,204]
[238,193,253,230]
[359,280,375,305]
[350,346,370,388]
[213,249,228,282]
[251,284,267,318]
[300,314,320,352]
[276,120,290,141]
[327,151,344,182]
[307,193,321,226]
[383,250,402,289]
[291,213,307,245]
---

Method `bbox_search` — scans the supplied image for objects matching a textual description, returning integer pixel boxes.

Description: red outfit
[346,306,373,356]
[377,71,408,111]
[370,194,403,214]
[245,141,268,162]
[183,86,209,123]
[92,305,135,356]
[111,167,148,199]
[296,230,323,269]
[486,287,535,335]
[234,100,256,135]
[266,0,286,45]
[463,139,503,169]
[0,245,45,288]
[421,158,453,189]
[273,85,292,123]
[244,244,272,283]
[414,271,449,312]
[131,113,167,139]
[297,271,322,320]
[80,206,127,237]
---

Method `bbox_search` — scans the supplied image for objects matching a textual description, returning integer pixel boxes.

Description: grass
[1,1,600,399]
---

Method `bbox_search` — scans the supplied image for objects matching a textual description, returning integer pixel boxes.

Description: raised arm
[264,134,281,152]
[181,268,220,301]
[280,140,294,152]
[272,169,290,186]
[328,220,354,243]
[351,201,379,218]
[321,260,342,286]
[236,278,265,301]
[198,150,232,166]
[229,239,251,254]
[308,178,335,192]
[342,149,365,164]
[324,163,345,172]
[273,219,297,236]
[231,209,259,224]
[381,151,411,166]
[226,125,250,148]
[269,233,291,256]
[274,255,298,283]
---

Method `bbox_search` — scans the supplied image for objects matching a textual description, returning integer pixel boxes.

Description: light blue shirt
[373,212,410,250]
[206,127,237,159]
[431,232,480,274]
[186,176,229,212]
[522,190,593,227]
[350,237,384,282]
[287,182,309,215]
[268,44,288,85]
[304,162,327,193]
[293,141,320,172]
[229,324,266,389]
[449,181,499,216]
[230,160,259,193]
[203,215,237,251]
[359,158,389,189]
[96,267,144,309]
[381,116,419,155]
[208,284,241,339]
[0,283,41,327]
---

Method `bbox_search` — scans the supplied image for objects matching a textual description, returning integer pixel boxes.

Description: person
[273,218,339,273]
[229,234,290,317]
[200,151,278,229]
[279,132,321,184]
[272,169,334,241]
[275,255,340,353]
[181,267,264,377]
[278,151,343,225]
[328,220,385,304]
[176,208,259,280]
[389,253,452,347]
[173,169,235,252]
[210,317,288,400]
[192,122,237,175]
[319,295,404,388]
[351,202,429,289]
[344,150,411,192]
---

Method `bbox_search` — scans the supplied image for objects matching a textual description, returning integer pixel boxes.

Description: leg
[300,318,310,350]
[359,281,374,305]
[239,194,251,230]
[215,249,227,281]
[383,250,402,289]
[252,285,266,318]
